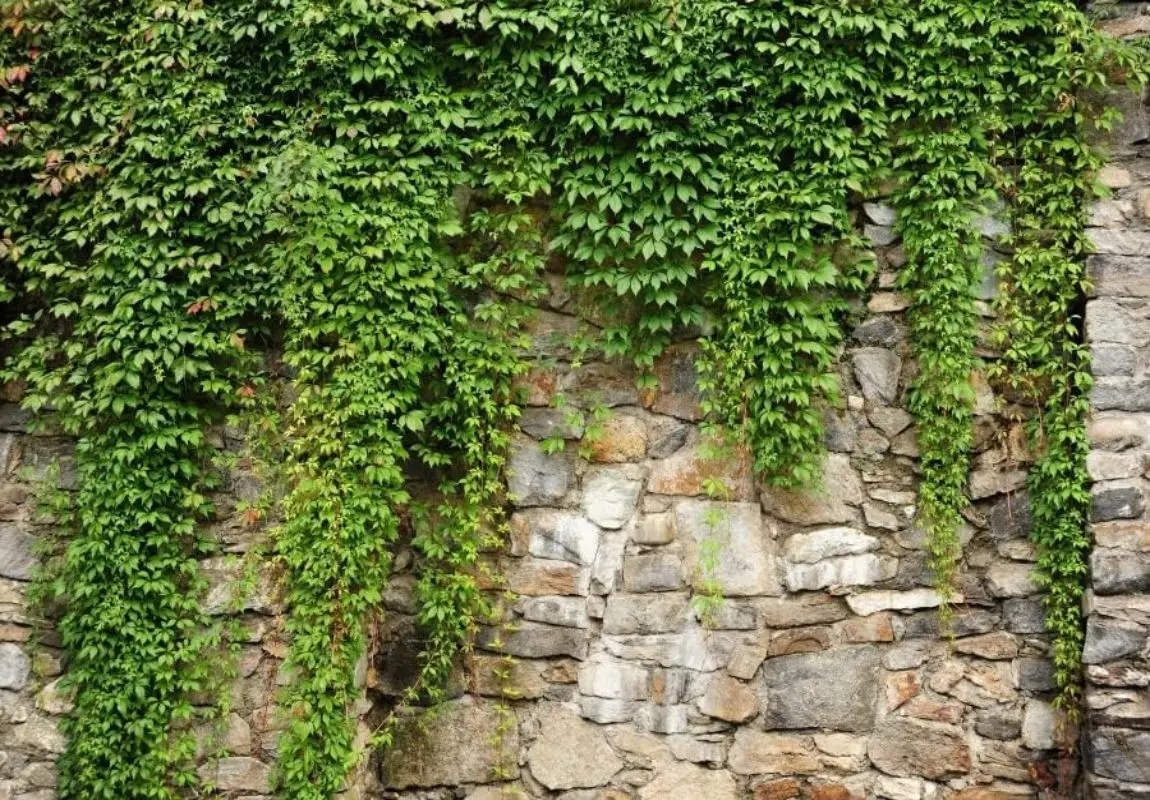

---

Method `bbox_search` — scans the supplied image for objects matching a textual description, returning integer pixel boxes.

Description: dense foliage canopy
[0,1,1143,798]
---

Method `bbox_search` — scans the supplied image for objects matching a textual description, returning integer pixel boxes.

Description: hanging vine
[1,0,1145,797]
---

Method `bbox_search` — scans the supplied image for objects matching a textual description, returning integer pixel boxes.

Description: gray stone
[990,492,1031,540]
[853,348,902,404]
[477,622,588,659]
[517,509,601,565]
[1088,451,1142,481]
[0,526,35,581]
[1093,378,1150,412]
[1093,345,1137,377]
[633,513,674,545]
[674,500,780,596]
[648,419,691,459]
[1090,727,1150,782]
[637,761,740,800]
[1007,597,1053,634]
[210,758,271,793]
[868,719,971,779]
[866,224,898,247]
[1091,230,1150,257]
[975,710,1021,741]
[602,593,690,635]
[381,700,518,789]
[508,437,572,506]
[864,202,897,226]
[1022,700,1060,750]
[870,407,912,437]
[853,316,903,347]
[783,527,877,563]
[1092,549,1150,594]
[528,705,621,790]
[1092,483,1146,522]
[0,643,30,690]
[1084,617,1146,664]
[727,643,768,680]
[578,658,649,700]
[1089,255,1150,299]
[623,552,685,593]
[517,596,590,629]
[845,589,949,616]
[1018,658,1057,692]
[519,407,585,440]
[761,646,880,732]
[823,408,857,452]
[582,468,641,529]
[590,525,627,596]
[784,554,898,592]
[579,696,638,723]
[986,561,1037,598]
[728,730,820,774]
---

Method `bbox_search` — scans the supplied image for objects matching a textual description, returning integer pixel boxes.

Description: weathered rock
[477,622,588,659]
[1090,727,1150,782]
[1092,549,1150,594]
[1089,416,1145,452]
[602,593,690,635]
[761,646,879,732]
[697,674,758,723]
[206,758,272,793]
[0,643,29,690]
[953,632,1019,660]
[674,500,780,596]
[517,596,591,629]
[783,527,876,563]
[1022,700,1063,750]
[382,700,517,788]
[578,658,649,700]
[845,589,949,616]
[637,761,740,800]
[759,594,849,627]
[589,414,647,462]
[648,417,691,459]
[644,342,704,421]
[504,557,591,596]
[0,526,35,581]
[784,554,897,592]
[1003,598,1046,634]
[729,730,820,774]
[837,613,894,643]
[853,317,903,347]
[868,719,971,779]
[761,454,863,526]
[1084,617,1146,664]
[647,438,754,500]
[975,710,1022,741]
[507,437,573,506]
[727,643,768,680]
[527,705,621,790]
[582,468,642,529]
[520,407,585,440]
[985,561,1037,598]
[515,509,601,565]
[623,552,685,593]
[633,513,675,545]
[853,348,902,404]
[1092,482,1146,521]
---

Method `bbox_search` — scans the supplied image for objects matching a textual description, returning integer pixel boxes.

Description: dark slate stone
[852,316,903,347]
[1003,598,1046,634]
[1083,616,1146,664]
[1091,484,1145,522]
[1018,658,1057,692]
[1090,727,1150,782]
[989,492,1031,541]
[1092,550,1150,595]
[975,710,1022,741]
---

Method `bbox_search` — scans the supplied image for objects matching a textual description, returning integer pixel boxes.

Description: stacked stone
[1083,5,1150,796]
[369,208,1074,800]
[0,405,69,800]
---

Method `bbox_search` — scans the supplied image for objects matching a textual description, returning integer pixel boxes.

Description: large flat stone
[582,468,642,529]
[1083,616,1146,664]
[1091,726,1150,782]
[0,643,30,690]
[868,719,971,779]
[527,704,621,790]
[602,593,691,635]
[0,525,36,581]
[381,699,518,789]
[507,437,573,506]
[1093,549,1150,594]
[853,348,902,404]
[514,509,601,565]
[785,554,897,592]
[761,454,863,525]
[637,760,740,800]
[674,500,780,596]
[761,646,880,732]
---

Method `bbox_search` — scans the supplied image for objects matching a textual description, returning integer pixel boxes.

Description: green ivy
[1,1,1145,797]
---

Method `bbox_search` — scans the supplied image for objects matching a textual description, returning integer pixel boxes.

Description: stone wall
[1,8,1149,799]
[1083,2,1150,796]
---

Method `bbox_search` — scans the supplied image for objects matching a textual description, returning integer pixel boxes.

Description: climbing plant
[1,1,1145,797]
